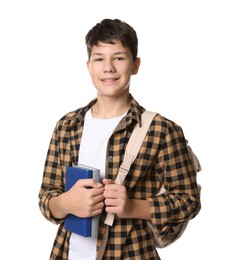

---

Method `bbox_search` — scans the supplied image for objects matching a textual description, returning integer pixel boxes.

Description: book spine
[91,169,100,237]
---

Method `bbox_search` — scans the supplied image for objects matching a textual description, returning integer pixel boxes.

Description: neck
[92,94,130,119]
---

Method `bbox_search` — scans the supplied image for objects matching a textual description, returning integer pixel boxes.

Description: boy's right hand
[57,179,104,219]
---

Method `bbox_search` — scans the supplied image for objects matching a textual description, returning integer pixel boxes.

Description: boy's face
[87,41,140,98]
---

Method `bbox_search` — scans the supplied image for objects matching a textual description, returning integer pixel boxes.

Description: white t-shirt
[68,109,126,260]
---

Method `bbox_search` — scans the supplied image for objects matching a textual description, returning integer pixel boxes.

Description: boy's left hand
[102,178,133,218]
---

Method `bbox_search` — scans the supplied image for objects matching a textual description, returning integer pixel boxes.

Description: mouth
[101,77,119,83]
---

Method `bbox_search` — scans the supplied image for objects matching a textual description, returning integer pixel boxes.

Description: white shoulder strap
[104,111,157,226]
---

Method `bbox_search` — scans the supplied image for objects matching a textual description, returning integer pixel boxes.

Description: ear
[86,61,92,76]
[131,57,141,75]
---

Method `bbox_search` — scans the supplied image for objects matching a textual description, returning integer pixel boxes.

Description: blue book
[64,164,101,237]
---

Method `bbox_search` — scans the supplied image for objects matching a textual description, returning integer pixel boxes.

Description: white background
[1,0,239,259]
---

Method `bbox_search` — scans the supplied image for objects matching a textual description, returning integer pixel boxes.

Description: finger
[105,198,119,207]
[102,178,115,185]
[91,208,103,216]
[76,179,103,188]
[91,191,105,203]
[91,187,104,196]
[104,183,122,191]
[88,199,105,216]
[103,189,121,200]
[105,204,120,214]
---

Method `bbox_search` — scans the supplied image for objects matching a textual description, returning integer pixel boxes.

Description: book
[64,164,101,237]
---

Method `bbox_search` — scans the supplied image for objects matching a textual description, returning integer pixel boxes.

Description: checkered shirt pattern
[38,94,201,259]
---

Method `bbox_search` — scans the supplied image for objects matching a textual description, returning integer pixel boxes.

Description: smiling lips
[101,77,119,83]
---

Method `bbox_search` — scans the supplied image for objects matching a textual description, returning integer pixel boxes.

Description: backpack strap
[104,111,157,226]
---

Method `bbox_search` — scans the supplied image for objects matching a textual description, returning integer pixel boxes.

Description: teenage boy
[39,18,201,259]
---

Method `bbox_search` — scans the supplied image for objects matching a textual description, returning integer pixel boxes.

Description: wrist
[49,193,69,219]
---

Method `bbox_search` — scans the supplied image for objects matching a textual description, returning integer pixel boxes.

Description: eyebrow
[91,51,128,57]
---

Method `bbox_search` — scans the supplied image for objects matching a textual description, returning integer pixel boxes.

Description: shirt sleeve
[38,122,65,224]
[147,121,201,236]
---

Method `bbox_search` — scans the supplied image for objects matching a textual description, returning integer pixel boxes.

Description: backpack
[104,111,201,248]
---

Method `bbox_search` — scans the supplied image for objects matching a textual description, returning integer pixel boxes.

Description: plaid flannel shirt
[39,94,201,259]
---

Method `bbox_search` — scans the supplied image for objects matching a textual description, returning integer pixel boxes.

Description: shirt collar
[64,94,144,128]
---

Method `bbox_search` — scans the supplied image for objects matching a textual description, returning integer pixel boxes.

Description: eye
[94,58,103,62]
[114,56,125,61]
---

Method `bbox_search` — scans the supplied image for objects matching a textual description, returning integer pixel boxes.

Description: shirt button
[107,156,113,161]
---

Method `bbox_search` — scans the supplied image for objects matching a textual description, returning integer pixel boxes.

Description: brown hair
[85,19,138,61]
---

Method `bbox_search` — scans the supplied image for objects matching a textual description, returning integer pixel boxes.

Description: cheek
[123,70,133,81]
[120,66,132,77]
[89,63,102,75]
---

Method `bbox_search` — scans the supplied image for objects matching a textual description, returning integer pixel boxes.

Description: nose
[104,59,116,73]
